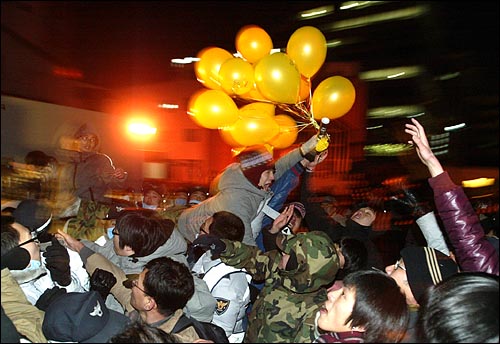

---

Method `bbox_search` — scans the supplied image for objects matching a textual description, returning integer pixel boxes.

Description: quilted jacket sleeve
[429,172,499,275]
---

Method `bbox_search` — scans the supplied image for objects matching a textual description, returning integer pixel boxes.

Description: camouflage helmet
[279,231,339,293]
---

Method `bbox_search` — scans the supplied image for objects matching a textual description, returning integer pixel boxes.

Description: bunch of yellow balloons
[188,24,356,149]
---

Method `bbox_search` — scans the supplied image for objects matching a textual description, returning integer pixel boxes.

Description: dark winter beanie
[401,246,459,303]
[236,145,274,188]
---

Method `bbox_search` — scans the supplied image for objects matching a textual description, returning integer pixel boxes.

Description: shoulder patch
[215,298,230,315]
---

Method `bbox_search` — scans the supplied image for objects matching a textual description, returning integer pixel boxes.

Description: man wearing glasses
[385,246,458,342]
[1,214,89,306]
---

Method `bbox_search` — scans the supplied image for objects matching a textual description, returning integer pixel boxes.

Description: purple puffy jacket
[429,172,499,275]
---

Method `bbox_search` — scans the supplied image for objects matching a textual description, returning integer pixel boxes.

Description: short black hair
[143,257,195,317]
[209,211,244,242]
[115,210,173,257]
[416,272,499,343]
[109,321,181,343]
[340,237,368,274]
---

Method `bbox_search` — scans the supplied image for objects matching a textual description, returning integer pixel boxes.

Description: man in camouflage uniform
[193,230,339,343]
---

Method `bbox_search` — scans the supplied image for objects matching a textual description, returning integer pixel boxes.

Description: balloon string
[233,95,319,130]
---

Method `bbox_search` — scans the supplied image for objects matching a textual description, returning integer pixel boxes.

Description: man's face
[143,190,161,207]
[129,270,151,312]
[77,134,98,152]
[350,207,376,227]
[12,222,40,262]
[258,169,275,191]
[385,258,417,306]
[317,286,357,333]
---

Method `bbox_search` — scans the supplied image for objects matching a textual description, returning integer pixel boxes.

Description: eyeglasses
[16,232,40,248]
[122,278,149,295]
[394,259,406,271]
[131,279,149,295]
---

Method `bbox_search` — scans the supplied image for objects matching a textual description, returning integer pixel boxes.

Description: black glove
[35,286,67,311]
[90,268,117,300]
[192,234,226,260]
[1,247,31,270]
[391,187,431,219]
[43,237,71,286]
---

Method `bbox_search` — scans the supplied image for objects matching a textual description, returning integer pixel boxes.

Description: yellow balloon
[267,114,298,149]
[240,85,269,102]
[254,52,301,104]
[218,57,255,95]
[287,26,327,78]
[219,127,241,147]
[235,25,273,64]
[298,75,312,102]
[312,76,356,120]
[239,102,275,118]
[195,47,233,90]
[188,89,239,129]
[230,109,280,146]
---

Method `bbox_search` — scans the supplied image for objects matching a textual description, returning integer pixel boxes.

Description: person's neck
[143,310,173,327]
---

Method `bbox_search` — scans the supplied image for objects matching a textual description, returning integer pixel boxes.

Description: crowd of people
[1,119,498,343]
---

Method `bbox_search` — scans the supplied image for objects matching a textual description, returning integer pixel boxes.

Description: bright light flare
[126,119,157,141]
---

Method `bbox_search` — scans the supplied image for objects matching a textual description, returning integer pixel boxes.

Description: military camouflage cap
[279,231,339,293]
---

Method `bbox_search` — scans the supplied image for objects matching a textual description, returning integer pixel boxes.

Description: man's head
[350,206,376,227]
[142,184,163,209]
[1,215,35,270]
[75,124,99,152]
[13,199,53,241]
[385,246,459,306]
[42,291,130,343]
[112,210,174,258]
[199,211,244,241]
[2,216,40,270]
[188,189,208,206]
[236,145,275,191]
[125,257,195,318]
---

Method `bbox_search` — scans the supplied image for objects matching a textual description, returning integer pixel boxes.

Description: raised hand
[405,118,444,177]
[270,205,294,234]
[302,150,328,172]
[300,134,319,156]
[43,237,71,286]
[90,268,117,300]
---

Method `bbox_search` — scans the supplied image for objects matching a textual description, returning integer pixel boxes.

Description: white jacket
[192,251,252,343]
[10,248,90,305]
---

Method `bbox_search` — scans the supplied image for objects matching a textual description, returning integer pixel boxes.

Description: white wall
[1,95,144,190]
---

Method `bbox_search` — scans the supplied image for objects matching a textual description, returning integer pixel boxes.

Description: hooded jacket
[429,171,499,275]
[219,231,339,343]
[177,148,303,246]
[80,232,217,322]
[9,247,90,305]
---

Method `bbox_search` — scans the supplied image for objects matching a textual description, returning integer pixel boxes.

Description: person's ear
[123,245,135,256]
[144,296,156,311]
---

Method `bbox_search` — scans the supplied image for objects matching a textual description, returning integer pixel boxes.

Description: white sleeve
[63,249,90,292]
[415,211,450,256]
[210,271,251,338]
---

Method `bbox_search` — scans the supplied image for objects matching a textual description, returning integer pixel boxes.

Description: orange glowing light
[128,122,157,135]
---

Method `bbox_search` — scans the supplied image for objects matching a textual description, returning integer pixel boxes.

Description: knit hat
[286,202,306,218]
[401,246,459,303]
[42,291,130,343]
[13,199,52,234]
[236,145,274,187]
